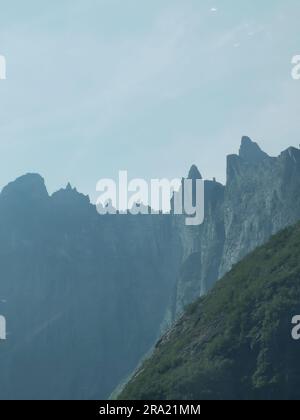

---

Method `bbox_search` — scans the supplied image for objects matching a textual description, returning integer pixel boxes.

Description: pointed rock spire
[188,165,202,180]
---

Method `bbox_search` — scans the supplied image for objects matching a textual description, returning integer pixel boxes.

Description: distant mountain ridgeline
[1,137,300,399]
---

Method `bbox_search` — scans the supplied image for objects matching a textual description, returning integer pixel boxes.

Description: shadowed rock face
[0,174,182,400]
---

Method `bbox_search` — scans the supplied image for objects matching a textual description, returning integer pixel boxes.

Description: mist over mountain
[1,137,300,399]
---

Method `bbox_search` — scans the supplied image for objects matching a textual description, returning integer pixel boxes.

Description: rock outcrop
[172,138,300,318]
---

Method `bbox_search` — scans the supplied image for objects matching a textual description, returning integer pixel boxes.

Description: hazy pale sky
[0,0,299,200]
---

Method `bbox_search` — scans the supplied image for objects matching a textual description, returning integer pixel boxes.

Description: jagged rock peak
[51,182,90,206]
[66,182,76,192]
[188,165,202,180]
[239,136,269,163]
[1,173,49,199]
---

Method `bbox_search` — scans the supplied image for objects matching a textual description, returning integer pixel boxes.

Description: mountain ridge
[1,137,300,399]
[171,138,300,319]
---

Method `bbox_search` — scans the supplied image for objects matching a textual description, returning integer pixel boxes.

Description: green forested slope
[120,222,300,400]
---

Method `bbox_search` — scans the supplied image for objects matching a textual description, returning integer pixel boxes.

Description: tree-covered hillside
[120,222,300,400]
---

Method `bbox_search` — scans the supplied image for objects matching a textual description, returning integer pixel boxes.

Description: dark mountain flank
[119,222,300,400]
[0,174,181,399]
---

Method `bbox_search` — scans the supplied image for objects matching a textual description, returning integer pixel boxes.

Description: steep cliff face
[0,174,182,400]
[172,179,225,316]
[220,142,300,276]
[172,138,300,318]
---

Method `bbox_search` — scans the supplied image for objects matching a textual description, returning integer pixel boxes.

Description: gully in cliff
[0,315,6,340]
